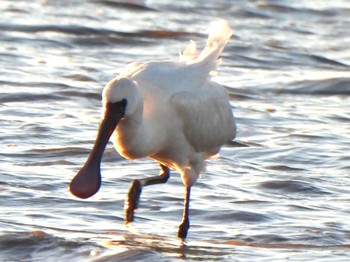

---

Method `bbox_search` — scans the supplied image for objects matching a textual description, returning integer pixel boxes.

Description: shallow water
[1,0,350,261]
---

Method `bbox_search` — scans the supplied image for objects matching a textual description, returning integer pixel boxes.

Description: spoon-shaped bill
[69,100,127,199]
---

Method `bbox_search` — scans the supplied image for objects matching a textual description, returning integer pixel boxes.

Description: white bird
[69,20,236,239]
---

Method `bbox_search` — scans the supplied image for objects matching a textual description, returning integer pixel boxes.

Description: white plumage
[106,20,235,186]
[70,20,236,239]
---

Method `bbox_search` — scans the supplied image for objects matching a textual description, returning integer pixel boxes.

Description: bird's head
[69,77,141,199]
[102,77,142,119]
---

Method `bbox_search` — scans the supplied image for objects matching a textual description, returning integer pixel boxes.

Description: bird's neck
[112,111,158,160]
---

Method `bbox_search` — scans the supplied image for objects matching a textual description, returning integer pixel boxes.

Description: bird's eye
[121,99,127,108]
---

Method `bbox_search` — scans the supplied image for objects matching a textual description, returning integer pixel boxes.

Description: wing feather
[170,83,235,153]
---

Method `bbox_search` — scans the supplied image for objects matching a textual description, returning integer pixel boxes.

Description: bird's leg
[125,164,170,224]
[178,186,191,239]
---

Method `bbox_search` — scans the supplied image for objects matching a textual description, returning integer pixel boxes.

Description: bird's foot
[124,179,142,224]
[177,218,190,239]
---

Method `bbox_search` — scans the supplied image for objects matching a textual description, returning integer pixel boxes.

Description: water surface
[1,0,350,261]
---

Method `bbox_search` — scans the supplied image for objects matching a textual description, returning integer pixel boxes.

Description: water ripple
[259,180,332,195]
[1,0,350,261]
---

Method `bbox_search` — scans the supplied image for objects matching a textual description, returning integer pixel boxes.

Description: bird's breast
[111,132,141,160]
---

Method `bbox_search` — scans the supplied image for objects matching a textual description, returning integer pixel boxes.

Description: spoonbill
[69,20,236,239]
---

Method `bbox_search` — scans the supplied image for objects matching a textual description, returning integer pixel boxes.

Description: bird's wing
[170,83,235,153]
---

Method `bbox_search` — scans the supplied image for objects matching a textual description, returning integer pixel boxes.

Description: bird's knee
[181,168,199,187]
[160,166,170,182]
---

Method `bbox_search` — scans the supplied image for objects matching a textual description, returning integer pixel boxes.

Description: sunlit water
[1,0,350,261]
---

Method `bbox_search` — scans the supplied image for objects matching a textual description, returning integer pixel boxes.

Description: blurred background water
[1,0,350,261]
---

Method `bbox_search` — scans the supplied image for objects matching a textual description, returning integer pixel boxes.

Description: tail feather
[180,40,199,61]
[181,20,232,75]
[206,19,232,51]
